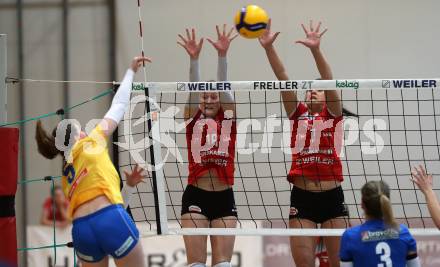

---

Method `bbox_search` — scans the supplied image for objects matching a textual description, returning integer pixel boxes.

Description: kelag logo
[336,80,359,89]
[132,84,145,91]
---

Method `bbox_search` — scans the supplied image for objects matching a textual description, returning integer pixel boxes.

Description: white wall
[117,0,440,82]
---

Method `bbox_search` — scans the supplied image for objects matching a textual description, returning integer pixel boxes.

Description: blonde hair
[361,181,398,229]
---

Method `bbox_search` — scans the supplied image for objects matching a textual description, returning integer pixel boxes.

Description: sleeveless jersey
[62,125,123,218]
[288,102,343,182]
[340,220,417,267]
[186,109,236,185]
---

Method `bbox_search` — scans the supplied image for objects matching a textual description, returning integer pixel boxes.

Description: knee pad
[213,262,232,267]
[188,263,206,267]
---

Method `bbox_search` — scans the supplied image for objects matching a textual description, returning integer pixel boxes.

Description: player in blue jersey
[339,181,421,267]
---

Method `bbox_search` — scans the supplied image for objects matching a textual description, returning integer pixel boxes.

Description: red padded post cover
[0,128,19,267]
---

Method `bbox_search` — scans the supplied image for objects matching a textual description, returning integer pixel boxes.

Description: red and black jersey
[186,108,236,185]
[288,102,343,182]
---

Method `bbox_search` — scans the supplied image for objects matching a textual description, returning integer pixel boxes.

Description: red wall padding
[0,128,19,267]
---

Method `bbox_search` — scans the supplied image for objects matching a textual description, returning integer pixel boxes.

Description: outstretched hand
[258,19,280,50]
[130,56,152,73]
[124,164,146,187]
[207,24,238,57]
[411,165,434,195]
[177,28,204,60]
[295,20,328,50]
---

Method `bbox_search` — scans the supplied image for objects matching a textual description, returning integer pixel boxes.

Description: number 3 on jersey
[376,242,392,267]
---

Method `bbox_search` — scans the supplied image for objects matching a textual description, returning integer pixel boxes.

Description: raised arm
[178,28,204,119]
[259,19,297,117]
[178,28,203,82]
[411,165,440,229]
[296,20,341,117]
[296,21,332,80]
[100,56,151,137]
[207,24,238,115]
[207,24,238,82]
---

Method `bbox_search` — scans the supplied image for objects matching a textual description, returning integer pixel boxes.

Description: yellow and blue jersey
[340,220,417,267]
[62,125,123,218]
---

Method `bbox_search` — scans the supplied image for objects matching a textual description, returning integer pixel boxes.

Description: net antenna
[131,0,169,235]
[0,34,6,124]
[120,79,440,237]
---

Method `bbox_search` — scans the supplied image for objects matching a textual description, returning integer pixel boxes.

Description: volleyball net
[116,79,440,236]
[3,77,440,267]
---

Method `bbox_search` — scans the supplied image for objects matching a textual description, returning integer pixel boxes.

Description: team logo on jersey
[189,205,202,213]
[361,229,399,242]
[289,207,299,216]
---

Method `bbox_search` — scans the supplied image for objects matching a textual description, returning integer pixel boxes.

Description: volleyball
[234,5,269,39]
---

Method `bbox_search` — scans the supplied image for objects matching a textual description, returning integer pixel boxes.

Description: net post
[145,86,169,234]
[0,34,6,124]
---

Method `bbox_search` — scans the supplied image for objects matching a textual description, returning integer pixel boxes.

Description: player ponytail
[380,192,398,229]
[35,120,61,159]
[342,107,358,117]
[361,180,398,229]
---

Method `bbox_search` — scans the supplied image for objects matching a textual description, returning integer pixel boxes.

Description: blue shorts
[72,204,139,262]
